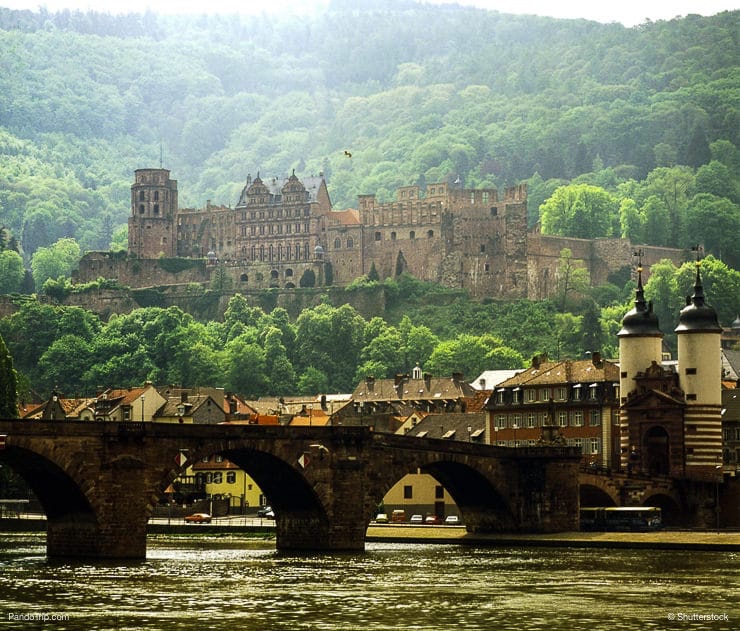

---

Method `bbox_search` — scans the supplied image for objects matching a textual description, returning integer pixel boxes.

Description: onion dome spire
[618,253,662,338]
[674,259,722,334]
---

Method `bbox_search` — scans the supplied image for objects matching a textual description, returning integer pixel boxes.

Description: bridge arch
[420,460,515,531]
[579,484,617,507]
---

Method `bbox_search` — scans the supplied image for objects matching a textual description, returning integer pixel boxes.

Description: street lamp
[715,460,722,533]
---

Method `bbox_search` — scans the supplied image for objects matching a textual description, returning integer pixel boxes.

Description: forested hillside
[0,1,737,266]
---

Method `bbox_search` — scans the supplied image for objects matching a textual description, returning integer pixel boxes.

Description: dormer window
[177,404,186,416]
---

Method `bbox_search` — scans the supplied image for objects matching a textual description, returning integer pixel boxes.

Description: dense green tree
[223,334,267,398]
[297,366,329,396]
[37,334,92,395]
[0,250,25,294]
[695,161,738,203]
[540,184,619,239]
[425,333,518,380]
[294,303,366,391]
[263,327,296,395]
[685,194,740,269]
[0,334,18,418]
[30,237,81,291]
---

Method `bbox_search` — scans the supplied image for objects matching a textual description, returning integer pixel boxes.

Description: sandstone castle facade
[75,168,686,299]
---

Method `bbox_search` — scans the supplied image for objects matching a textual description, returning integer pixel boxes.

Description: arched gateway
[0,420,580,558]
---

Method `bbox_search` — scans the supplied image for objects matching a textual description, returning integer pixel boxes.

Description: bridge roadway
[0,420,581,558]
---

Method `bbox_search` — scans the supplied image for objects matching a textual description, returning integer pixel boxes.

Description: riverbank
[366,525,740,551]
[3,518,738,551]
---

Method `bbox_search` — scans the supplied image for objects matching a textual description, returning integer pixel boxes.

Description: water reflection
[0,534,737,630]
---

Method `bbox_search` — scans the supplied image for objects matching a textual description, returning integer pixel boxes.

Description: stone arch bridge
[0,420,580,558]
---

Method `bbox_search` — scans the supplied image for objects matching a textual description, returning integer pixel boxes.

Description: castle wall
[527,233,686,300]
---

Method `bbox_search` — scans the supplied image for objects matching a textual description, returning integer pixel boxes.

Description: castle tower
[128,168,178,257]
[674,260,723,476]
[617,263,663,471]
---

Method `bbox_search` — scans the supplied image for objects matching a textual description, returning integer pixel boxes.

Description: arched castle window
[347,238,354,249]
[251,246,256,261]
[259,245,265,261]
[409,231,415,240]
[269,245,274,261]
[240,273,248,282]
[334,238,341,249]
[153,204,159,215]
[271,269,279,280]
[390,232,396,241]
[154,191,159,201]
[139,205,145,214]
[285,268,293,278]
[295,244,300,259]
[375,232,381,241]
[277,245,282,260]
[427,230,434,238]
[139,191,145,202]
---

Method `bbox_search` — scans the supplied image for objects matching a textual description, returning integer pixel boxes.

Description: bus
[580,506,662,531]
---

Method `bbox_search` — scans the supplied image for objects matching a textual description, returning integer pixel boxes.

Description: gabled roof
[288,409,330,426]
[352,375,476,403]
[326,209,361,226]
[495,358,619,388]
[156,394,224,419]
[99,387,147,407]
[405,412,486,442]
[472,370,522,390]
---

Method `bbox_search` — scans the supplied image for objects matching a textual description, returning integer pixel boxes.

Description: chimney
[365,376,375,391]
[452,372,463,383]
[591,351,602,367]
[181,391,188,403]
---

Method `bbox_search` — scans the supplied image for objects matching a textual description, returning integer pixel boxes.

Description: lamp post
[141,395,145,422]
[715,460,722,533]
[467,426,472,442]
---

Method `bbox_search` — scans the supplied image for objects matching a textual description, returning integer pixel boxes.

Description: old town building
[484,353,620,468]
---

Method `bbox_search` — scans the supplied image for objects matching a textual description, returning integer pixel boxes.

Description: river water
[0,533,737,630]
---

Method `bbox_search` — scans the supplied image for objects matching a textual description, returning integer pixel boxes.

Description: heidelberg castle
[75,168,686,299]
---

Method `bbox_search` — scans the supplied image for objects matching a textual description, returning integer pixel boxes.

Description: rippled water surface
[0,533,737,630]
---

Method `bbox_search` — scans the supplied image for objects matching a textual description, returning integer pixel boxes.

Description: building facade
[484,353,620,468]
[73,167,687,301]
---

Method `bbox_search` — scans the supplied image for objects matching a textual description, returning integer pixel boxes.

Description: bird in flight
[344,150,352,158]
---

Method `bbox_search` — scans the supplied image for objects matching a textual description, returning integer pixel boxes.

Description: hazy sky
[0,0,737,27]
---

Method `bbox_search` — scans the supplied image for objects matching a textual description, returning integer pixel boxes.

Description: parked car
[375,513,389,523]
[257,506,275,518]
[424,515,442,525]
[184,512,211,524]
[391,509,406,523]
[409,514,423,524]
[444,515,460,525]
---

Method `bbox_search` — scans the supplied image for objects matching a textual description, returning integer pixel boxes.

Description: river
[0,533,737,630]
